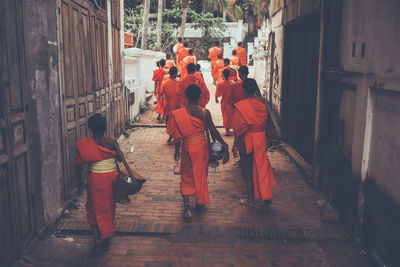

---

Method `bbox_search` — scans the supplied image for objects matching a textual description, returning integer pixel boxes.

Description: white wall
[124,48,165,121]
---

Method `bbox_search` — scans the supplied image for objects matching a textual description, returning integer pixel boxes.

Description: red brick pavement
[54,71,371,266]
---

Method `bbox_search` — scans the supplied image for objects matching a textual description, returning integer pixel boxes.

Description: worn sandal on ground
[238,198,255,208]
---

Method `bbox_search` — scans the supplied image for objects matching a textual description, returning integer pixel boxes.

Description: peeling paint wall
[22,0,64,226]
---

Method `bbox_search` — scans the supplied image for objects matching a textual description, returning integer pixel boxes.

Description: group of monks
[72,38,276,254]
[152,38,276,220]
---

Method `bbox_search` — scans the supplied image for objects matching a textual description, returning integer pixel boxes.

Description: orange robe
[230,56,240,67]
[181,56,196,79]
[161,78,181,134]
[74,137,118,239]
[233,46,247,66]
[208,46,222,62]
[232,98,276,200]
[170,108,210,205]
[179,73,210,108]
[228,80,246,105]
[177,47,189,72]
[218,66,238,83]
[166,59,175,70]
[153,67,168,115]
[175,43,184,71]
[211,59,224,80]
[216,80,233,129]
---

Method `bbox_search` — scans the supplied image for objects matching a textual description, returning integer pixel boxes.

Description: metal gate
[59,0,123,201]
[281,13,320,163]
[0,0,35,265]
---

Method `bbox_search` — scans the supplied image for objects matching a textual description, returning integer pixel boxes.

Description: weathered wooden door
[0,0,34,265]
[281,13,320,163]
[59,0,123,201]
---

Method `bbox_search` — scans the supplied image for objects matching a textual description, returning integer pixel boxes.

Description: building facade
[0,0,125,265]
[260,0,400,265]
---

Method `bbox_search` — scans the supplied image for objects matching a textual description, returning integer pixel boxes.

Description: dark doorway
[281,13,321,163]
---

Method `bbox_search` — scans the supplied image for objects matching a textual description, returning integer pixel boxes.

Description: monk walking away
[74,113,137,255]
[160,66,180,145]
[215,69,234,136]
[170,84,229,222]
[179,63,210,108]
[233,41,247,66]
[153,59,168,122]
[211,53,224,85]
[232,79,276,208]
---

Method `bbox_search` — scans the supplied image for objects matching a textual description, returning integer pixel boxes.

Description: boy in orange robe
[209,41,223,75]
[231,79,276,207]
[211,53,224,85]
[233,41,247,66]
[160,66,180,144]
[217,58,238,83]
[181,49,196,79]
[179,63,210,108]
[230,49,241,67]
[74,113,138,254]
[152,59,168,121]
[215,69,233,136]
[171,84,229,221]
[165,54,175,70]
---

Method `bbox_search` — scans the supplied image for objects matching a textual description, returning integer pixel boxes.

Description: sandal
[239,198,255,208]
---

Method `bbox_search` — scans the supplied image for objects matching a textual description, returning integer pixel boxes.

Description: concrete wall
[124,48,165,120]
[22,0,64,227]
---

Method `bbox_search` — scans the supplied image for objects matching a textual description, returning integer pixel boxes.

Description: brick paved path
[52,70,371,267]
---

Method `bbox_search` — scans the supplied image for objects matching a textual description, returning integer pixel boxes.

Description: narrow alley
[13,71,371,267]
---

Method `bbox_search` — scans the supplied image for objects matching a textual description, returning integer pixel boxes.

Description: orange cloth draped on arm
[74,137,118,239]
[215,80,233,129]
[161,78,181,134]
[153,68,168,115]
[179,74,210,108]
[232,98,276,200]
[170,108,210,205]
[211,59,224,80]
[166,59,175,70]
[181,56,196,79]
[234,46,247,66]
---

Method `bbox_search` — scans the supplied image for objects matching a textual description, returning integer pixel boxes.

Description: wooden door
[281,13,320,163]
[59,0,122,201]
[0,0,34,265]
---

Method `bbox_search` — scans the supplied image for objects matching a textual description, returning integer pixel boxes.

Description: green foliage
[139,101,150,114]
[125,3,226,53]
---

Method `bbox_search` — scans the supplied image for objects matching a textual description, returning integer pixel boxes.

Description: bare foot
[239,198,255,208]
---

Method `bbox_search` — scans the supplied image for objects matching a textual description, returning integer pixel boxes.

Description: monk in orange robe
[233,41,247,66]
[231,79,276,207]
[152,59,168,121]
[177,42,189,73]
[215,69,233,136]
[230,49,241,67]
[165,54,175,70]
[181,49,196,79]
[171,84,229,221]
[74,113,139,254]
[179,63,210,108]
[160,66,180,144]
[211,53,224,85]
[228,66,248,105]
[217,58,238,83]
[208,41,222,62]
[209,41,223,76]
